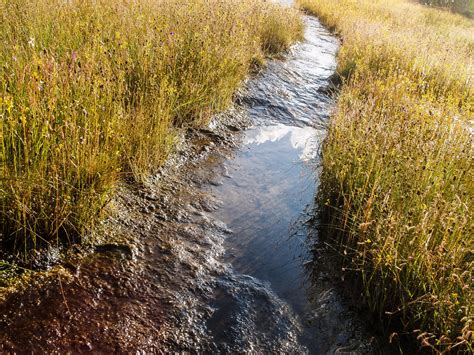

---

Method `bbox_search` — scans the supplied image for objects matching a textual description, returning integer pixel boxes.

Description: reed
[298,0,473,351]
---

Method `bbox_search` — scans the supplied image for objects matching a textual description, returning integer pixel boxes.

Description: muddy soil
[0,13,401,354]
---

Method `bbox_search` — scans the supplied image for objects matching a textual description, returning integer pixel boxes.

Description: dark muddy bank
[1,13,400,355]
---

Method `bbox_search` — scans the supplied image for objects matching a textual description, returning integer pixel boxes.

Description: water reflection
[210,123,319,351]
[206,13,380,355]
[243,125,324,161]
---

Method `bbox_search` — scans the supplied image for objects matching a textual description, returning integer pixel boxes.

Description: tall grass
[298,0,473,351]
[418,0,474,18]
[0,0,303,255]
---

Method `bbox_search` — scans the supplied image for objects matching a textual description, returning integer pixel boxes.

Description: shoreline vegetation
[0,0,303,260]
[298,0,473,352]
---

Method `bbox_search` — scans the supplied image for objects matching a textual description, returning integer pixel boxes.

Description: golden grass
[298,0,473,351]
[0,0,303,255]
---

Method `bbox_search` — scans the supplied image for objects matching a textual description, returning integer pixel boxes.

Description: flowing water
[203,15,381,353]
[0,6,395,354]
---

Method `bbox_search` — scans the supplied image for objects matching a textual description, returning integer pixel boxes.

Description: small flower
[28,37,35,48]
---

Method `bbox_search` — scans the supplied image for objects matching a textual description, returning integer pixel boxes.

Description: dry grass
[298,0,473,351]
[0,0,303,255]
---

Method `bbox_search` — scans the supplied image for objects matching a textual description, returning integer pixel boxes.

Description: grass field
[298,0,473,351]
[0,0,303,257]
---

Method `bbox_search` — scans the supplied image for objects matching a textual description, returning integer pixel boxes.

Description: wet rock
[141,204,158,214]
[225,124,241,132]
[155,212,169,222]
[29,246,61,270]
[208,178,223,187]
[94,244,133,259]
[144,193,159,201]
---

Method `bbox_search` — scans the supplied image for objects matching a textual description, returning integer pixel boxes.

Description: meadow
[298,0,473,351]
[0,0,303,256]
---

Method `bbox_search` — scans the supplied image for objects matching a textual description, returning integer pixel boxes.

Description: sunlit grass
[298,0,473,351]
[0,0,303,256]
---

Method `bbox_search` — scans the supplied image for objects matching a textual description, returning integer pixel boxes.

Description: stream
[0,5,393,354]
[204,14,378,354]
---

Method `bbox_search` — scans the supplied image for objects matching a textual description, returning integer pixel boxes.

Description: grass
[298,0,473,351]
[0,0,303,257]
[417,0,474,18]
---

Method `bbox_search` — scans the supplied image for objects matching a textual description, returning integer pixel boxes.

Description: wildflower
[28,37,35,48]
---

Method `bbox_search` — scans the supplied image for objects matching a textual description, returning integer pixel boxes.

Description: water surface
[205,16,378,354]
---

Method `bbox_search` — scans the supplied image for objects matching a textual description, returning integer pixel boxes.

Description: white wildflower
[28,37,35,48]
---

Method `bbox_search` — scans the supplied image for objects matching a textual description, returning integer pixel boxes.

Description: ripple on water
[205,15,382,355]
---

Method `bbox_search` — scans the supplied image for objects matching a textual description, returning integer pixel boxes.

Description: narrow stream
[204,14,379,354]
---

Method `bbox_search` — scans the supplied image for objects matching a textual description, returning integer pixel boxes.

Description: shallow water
[204,16,378,354]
